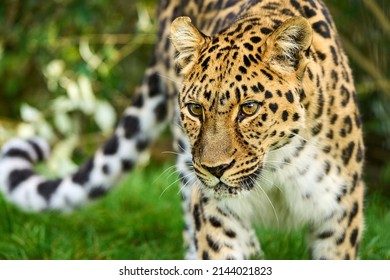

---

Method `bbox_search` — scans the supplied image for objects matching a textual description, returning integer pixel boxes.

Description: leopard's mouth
[199,166,263,197]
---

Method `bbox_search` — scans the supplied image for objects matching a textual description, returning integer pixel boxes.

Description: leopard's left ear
[262,17,312,76]
[171,17,209,75]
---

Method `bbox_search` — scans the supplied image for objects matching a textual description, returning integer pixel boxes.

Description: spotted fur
[0,0,364,260]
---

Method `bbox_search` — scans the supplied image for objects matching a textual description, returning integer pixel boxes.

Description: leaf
[65,79,81,101]
[78,75,95,103]
[54,113,74,135]
[16,123,36,138]
[79,39,102,70]
[78,74,96,114]
[52,96,75,112]
[37,120,55,143]
[44,60,65,80]
[94,100,116,134]
[20,104,42,122]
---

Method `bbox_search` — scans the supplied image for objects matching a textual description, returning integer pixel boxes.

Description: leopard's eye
[187,103,203,117]
[240,101,260,117]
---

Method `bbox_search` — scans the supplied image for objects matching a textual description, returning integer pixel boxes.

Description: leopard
[0,0,364,260]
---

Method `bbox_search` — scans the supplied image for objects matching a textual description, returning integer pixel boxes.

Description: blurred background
[0,0,389,194]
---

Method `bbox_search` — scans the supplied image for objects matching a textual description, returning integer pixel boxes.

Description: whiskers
[157,147,198,199]
[248,176,280,229]
[153,163,176,182]
[157,73,182,88]
[159,170,197,199]
[287,129,326,150]
[176,172,198,196]
[161,150,183,157]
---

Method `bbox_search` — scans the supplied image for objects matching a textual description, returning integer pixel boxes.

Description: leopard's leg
[189,187,263,260]
[307,180,364,260]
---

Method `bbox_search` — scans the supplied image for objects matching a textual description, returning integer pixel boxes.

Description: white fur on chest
[226,137,345,229]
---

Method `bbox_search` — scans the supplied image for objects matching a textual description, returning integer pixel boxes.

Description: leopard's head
[171,16,313,196]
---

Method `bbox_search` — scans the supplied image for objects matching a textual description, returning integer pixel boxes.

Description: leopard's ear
[262,17,312,76]
[171,17,209,75]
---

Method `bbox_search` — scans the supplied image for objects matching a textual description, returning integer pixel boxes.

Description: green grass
[0,162,184,260]
[0,161,389,260]
[255,192,390,260]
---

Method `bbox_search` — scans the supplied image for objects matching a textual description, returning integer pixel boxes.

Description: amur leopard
[0,0,364,260]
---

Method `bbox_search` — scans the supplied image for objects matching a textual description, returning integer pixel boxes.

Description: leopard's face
[172,16,312,196]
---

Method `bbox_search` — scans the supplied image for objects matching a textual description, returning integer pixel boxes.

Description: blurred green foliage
[0,0,147,111]
[0,0,155,124]
[0,0,156,171]
[0,0,389,194]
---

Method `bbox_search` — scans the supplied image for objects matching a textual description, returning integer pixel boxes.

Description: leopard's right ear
[171,17,209,75]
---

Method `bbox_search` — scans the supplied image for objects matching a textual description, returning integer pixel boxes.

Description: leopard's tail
[0,85,169,212]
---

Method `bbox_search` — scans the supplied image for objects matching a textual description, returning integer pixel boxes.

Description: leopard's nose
[201,160,235,179]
